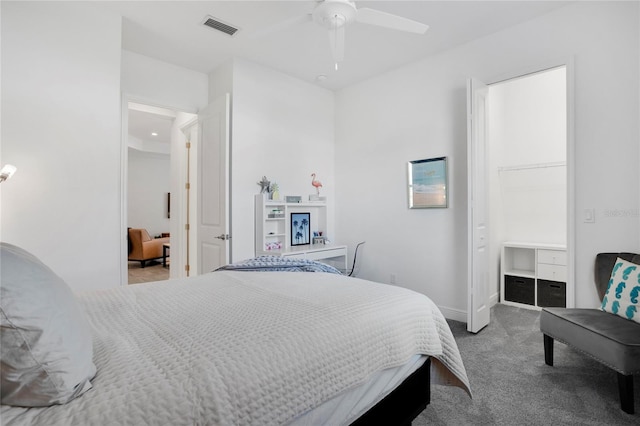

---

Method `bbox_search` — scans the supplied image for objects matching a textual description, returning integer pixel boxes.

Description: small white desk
[259,244,348,272]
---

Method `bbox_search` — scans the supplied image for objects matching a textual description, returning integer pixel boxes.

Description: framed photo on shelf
[407,157,448,209]
[291,212,311,246]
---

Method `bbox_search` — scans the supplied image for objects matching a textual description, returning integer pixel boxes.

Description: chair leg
[543,334,554,366]
[617,372,634,414]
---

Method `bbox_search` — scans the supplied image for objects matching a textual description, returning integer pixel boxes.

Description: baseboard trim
[437,306,467,323]
[490,292,499,307]
[438,292,500,323]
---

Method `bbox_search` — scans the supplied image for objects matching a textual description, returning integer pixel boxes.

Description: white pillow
[0,243,96,406]
[601,257,640,323]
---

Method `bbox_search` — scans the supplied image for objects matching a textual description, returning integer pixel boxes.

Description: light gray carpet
[415,304,639,425]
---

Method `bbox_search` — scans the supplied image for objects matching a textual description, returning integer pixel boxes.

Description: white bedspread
[1,271,470,425]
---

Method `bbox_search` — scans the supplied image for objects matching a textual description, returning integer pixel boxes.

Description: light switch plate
[584,208,595,223]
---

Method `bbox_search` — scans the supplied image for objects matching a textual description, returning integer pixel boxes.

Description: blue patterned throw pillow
[601,257,640,323]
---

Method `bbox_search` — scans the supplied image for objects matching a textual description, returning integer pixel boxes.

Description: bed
[1,245,471,425]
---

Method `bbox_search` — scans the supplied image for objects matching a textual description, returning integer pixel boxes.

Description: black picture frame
[290,212,310,246]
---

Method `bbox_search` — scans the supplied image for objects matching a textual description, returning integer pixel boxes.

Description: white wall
[335,1,639,316]
[1,2,123,291]
[215,59,335,263]
[488,67,567,302]
[208,60,234,102]
[127,149,170,237]
[121,50,209,114]
[0,5,208,291]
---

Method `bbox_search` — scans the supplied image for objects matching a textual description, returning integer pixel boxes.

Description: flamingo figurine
[311,173,323,195]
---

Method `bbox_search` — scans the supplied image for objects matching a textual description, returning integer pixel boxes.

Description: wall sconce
[0,164,17,183]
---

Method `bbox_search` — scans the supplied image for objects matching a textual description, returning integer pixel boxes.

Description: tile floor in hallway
[128,261,169,284]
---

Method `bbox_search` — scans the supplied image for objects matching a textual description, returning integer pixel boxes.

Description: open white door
[467,78,490,333]
[197,93,231,274]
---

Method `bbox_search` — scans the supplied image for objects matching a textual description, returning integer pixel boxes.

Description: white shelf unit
[254,195,347,271]
[501,242,567,310]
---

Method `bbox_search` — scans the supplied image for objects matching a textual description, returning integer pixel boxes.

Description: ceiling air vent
[202,15,239,36]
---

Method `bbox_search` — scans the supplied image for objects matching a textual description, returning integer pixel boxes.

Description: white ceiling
[115,0,570,141]
[128,103,177,144]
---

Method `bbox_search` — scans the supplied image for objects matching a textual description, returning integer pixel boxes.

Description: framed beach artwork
[290,212,311,246]
[407,157,448,208]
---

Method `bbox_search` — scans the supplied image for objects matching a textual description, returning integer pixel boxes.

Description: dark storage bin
[537,279,566,307]
[504,275,535,305]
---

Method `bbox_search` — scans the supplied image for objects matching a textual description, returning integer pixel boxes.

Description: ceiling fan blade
[328,24,345,65]
[356,7,429,34]
[249,14,312,39]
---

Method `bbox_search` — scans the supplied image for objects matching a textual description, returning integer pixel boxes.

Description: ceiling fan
[257,0,429,70]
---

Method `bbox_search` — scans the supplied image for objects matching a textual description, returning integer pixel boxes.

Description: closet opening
[487,66,569,310]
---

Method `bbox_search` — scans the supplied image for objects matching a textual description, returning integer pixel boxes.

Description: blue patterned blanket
[215,255,342,275]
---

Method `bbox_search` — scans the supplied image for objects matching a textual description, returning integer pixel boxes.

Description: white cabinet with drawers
[501,242,568,310]
[254,194,347,271]
[537,249,568,282]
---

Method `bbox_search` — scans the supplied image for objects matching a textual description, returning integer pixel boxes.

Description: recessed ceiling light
[151,132,158,136]
[316,75,328,82]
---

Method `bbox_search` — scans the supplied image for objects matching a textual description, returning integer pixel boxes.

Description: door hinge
[185,142,191,149]
[185,264,190,272]
[185,224,190,231]
[185,182,190,190]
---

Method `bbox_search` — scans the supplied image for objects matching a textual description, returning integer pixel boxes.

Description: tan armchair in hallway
[128,228,169,268]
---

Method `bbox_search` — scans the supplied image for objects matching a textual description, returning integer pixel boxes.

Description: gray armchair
[540,252,640,414]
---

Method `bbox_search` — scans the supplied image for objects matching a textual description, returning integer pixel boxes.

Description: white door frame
[482,57,576,309]
[119,94,198,285]
[178,117,199,276]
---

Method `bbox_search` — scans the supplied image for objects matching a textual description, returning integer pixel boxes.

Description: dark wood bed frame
[351,358,431,426]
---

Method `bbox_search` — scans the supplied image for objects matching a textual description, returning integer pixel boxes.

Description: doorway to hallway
[125,101,196,284]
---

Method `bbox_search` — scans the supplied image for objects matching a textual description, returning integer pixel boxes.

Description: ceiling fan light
[313,0,356,29]
[325,14,346,29]
[307,0,428,74]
